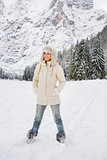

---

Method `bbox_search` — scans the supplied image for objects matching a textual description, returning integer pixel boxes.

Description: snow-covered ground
[0,79,107,160]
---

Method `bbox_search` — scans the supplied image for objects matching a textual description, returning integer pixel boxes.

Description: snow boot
[26,130,38,144]
[56,133,66,143]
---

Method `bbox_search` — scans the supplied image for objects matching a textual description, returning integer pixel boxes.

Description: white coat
[32,45,66,105]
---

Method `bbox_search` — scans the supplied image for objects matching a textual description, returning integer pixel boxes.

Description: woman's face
[43,52,51,62]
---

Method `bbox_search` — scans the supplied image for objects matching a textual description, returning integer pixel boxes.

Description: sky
[94,0,107,12]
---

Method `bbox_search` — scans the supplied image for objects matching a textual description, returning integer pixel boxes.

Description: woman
[27,45,66,143]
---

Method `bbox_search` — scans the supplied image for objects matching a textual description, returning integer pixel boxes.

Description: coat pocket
[54,88,59,95]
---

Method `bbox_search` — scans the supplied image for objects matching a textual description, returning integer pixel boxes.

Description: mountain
[73,0,93,10]
[0,0,107,76]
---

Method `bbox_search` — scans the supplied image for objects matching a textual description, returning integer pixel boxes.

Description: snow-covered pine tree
[23,66,31,81]
[97,34,106,79]
[22,62,38,81]
[76,39,87,80]
[0,67,3,78]
[83,38,91,79]
[90,35,105,79]
[70,40,79,80]
[72,39,88,80]
[61,48,72,80]
[71,38,91,80]
[88,36,93,79]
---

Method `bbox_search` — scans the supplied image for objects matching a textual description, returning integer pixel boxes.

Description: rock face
[73,0,93,10]
[50,0,93,10]
[0,0,107,76]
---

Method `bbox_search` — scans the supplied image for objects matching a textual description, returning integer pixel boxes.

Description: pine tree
[97,34,106,79]
[71,41,79,80]
[61,49,72,80]
[84,38,90,79]
[90,35,105,79]
[22,62,38,81]
[75,39,86,80]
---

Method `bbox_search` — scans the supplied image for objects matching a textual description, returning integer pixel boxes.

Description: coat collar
[46,60,52,66]
[41,60,54,76]
[41,60,52,67]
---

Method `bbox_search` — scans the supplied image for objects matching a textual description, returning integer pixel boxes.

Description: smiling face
[43,52,51,62]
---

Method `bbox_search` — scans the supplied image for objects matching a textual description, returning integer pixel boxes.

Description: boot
[56,133,66,143]
[26,130,38,144]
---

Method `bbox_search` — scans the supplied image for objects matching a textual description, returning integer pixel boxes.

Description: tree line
[0,34,106,81]
[70,35,106,80]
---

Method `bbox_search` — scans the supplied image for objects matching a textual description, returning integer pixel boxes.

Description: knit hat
[40,45,58,66]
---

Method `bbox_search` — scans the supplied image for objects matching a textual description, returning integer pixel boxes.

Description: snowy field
[0,79,107,160]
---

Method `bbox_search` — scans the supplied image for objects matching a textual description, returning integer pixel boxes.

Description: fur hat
[40,45,58,66]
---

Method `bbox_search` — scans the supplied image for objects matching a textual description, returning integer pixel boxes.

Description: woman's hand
[33,87,38,94]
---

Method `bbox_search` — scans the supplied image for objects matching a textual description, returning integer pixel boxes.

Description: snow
[3,0,52,17]
[0,79,107,160]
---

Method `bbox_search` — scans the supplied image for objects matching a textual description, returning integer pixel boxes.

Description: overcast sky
[94,0,107,12]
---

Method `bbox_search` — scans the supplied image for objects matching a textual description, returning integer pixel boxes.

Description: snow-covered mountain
[0,0,107,76]
[73,0,93,10]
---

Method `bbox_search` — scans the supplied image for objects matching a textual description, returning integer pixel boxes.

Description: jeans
[31,104,65,135]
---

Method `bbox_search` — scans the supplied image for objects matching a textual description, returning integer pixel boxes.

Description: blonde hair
[57,59,61,65]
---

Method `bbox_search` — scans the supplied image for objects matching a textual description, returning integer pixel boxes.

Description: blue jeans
[31,104,65,135]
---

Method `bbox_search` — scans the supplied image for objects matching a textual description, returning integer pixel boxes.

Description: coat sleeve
[56,65,66,93]
[32,63,40,94]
